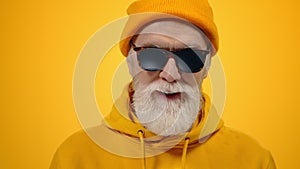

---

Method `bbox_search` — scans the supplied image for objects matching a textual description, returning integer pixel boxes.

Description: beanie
[119,0,219,56]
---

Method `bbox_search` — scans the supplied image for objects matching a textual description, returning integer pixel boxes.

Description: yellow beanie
[119,0,219,56]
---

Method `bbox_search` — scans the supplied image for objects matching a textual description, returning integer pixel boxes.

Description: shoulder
[57,125,113,152]
[59,129,92,148]
[53,125,114,159]
[205,126,276,168]
[211,126,268,153]
[50,126,114,168]
[53,129,95,159]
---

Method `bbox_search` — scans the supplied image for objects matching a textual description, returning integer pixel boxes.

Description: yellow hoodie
[50,85,276,169]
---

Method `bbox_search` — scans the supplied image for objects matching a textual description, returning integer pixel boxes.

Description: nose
[159,58,181,82]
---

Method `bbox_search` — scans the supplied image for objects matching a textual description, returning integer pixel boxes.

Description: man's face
[126,19,211,136]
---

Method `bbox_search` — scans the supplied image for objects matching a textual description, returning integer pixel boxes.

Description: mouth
[154,90,182,100]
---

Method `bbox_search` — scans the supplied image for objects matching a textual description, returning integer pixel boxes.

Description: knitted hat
[119,0,219,56]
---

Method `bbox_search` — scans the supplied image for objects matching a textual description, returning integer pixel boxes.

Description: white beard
[132,80,201,136]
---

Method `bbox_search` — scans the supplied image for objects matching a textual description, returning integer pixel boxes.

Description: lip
[154,90,182,100]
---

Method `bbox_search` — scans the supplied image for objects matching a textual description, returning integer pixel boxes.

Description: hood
[104,83,223,150]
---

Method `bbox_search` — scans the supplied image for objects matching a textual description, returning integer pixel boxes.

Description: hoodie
[50,84,276,169]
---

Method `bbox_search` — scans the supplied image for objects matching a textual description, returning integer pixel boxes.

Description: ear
[126,48,143,78]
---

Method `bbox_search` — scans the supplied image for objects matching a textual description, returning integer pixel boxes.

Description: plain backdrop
[0,0,299,168]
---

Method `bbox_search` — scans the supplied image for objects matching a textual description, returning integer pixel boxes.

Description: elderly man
[50,0,276,168]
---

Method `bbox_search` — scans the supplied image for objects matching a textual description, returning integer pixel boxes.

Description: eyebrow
[135,42,161,49]
[132,40,193,50]
[132,42,208,52]
[131,34,210,51]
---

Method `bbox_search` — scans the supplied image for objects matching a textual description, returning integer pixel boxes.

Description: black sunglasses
[133,45,210,73]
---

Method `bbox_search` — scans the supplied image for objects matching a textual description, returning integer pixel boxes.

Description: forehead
[133,19,208,50]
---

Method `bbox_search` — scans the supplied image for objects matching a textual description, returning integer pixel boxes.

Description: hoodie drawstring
[138,130,146,169]
[138,130,189,169]
[181,137,190,169]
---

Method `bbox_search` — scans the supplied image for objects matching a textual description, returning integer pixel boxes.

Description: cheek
[181,72,203,86]
[133,71,160,85]
[193,72,204,84]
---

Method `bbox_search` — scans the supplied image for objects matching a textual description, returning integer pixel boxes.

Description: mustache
[133,80,201,106]
[135,80,188,93]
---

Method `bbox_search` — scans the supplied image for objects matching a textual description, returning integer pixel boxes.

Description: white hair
[132,79,201,136]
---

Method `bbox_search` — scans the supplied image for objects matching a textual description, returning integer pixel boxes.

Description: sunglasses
[133,45,210,73]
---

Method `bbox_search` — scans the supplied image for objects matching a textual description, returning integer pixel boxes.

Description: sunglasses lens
[136,47,208,73]
[137,48,167,71]
[174,49,207,73]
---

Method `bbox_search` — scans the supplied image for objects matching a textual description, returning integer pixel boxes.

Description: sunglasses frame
[132,44,210,73]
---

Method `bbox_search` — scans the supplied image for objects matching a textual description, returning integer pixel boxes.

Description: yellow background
[1,0,299,168]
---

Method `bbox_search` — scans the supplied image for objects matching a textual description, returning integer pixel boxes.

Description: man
[50,0,276,168]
